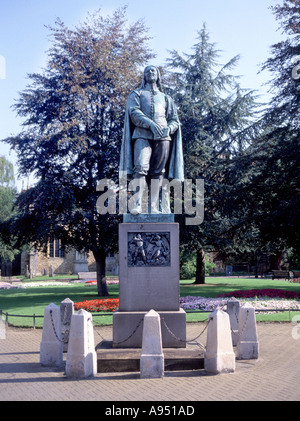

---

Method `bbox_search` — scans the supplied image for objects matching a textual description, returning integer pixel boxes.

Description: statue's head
[140,65,163,91]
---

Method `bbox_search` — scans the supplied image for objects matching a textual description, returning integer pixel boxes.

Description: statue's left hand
[149,121,165,138]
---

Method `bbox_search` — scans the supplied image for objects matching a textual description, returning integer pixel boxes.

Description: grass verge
[0,276,299,327]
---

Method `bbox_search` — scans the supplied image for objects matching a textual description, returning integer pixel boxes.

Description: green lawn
[0,276,299,327]
[180,276,300,297]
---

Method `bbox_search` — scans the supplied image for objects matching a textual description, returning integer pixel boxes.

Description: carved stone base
[113,309,186,348]
[118,223,180,312]
[114,221,186,349]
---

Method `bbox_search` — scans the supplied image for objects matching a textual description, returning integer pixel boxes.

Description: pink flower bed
[217,288,300,299]
[180,289,300,313]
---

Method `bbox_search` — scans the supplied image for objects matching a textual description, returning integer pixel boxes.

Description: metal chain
[49,309,67,344]
[234,307,239,325]
[231,309,249,338]
[94,318,144,345]
[95,317,211,349]
[87,317,92,350]
[61,305,67,325]
[227,304,240,337]
[161,317,210,350]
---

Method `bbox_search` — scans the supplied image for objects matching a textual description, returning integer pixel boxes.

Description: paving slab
[0,323,299,401]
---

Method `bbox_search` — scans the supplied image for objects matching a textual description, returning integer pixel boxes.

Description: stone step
[96,341,204,373]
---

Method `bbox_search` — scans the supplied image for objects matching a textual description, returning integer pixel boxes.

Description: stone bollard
[60,298,74,352]
[65,309,97,378]
[140,309,164,379]
[227,297,240,346]
[40,303,63,367]
[236,302,259,360]
[204,309,235,374]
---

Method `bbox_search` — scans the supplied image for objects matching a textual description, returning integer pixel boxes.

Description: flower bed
[217,288,300,299]
[74,298,119,312]
[180,289,300,314]
[180,295,300,313]
[24,281,72,287]
[179,296,227,311]
[84,279,119,285]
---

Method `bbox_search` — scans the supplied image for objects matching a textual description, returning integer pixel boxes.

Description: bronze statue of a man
[120,65,184,215]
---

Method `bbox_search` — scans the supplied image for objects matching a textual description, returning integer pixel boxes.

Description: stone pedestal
[236,303,259,360]
[65,309,97,378]
[113,309,186,348]
[40,303,63,367]
[226,297,240,346]
[60,298,74,352]
[113,219,186,348]
[140,310,164,379]
[204,309,235,374]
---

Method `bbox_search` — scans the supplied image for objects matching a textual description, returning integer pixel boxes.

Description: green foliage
[225,1,300,254]
[180,251,216,279]
[0,157,19,263]
[166,26,260,278]
[2,8,154,294]
[166,26,259,169]
[0,156,15,188]
[287,248,300,269]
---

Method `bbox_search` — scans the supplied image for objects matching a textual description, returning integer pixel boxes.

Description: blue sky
[0,0,285,190]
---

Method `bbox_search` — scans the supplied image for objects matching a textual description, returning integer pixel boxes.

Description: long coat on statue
[119,88,184,182]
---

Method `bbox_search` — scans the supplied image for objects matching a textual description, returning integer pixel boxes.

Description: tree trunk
[93,249,109,297]
[195,248,205,284]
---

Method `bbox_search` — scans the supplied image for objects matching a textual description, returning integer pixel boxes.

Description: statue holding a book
[119,65,184,215]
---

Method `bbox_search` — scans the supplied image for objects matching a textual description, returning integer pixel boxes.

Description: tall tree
[222,1,300,269]
[165,26,259,283]
[0,156,18,266]
[3,8,154,295]
[0,156,15,188]
[261,0,300,129]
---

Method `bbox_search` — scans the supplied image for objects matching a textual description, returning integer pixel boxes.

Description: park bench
[272,270,290,280]
[292,270,300,279]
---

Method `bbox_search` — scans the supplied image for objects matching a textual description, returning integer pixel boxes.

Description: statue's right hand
[149,122,164,138]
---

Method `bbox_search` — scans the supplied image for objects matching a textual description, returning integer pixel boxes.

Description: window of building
[49,236,65,258]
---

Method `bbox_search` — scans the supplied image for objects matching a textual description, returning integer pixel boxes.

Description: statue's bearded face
[144,66,158,84]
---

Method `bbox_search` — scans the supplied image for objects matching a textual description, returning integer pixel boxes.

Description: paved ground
[0,322,299,402]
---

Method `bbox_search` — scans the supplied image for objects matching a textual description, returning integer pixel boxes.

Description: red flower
[74,298,119,312]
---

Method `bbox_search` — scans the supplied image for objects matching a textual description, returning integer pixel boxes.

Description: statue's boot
[150,175,164,214]
[130,175,147,215]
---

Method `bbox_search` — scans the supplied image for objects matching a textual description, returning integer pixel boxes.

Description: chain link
[94,318,144,345]
[161,317,210,350]
[95,316,211,350]
[49,309,68,344]
[231,309,249,338]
